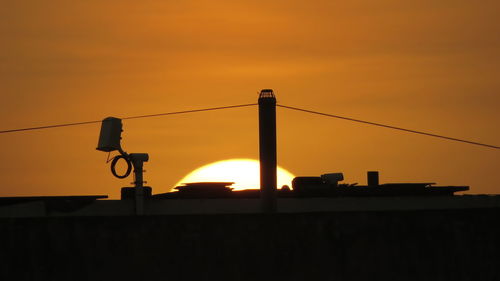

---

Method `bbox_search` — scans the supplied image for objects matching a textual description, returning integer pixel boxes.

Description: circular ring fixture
[110,155,132,179]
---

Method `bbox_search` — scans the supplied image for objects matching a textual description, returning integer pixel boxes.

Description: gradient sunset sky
[1,0,499,198]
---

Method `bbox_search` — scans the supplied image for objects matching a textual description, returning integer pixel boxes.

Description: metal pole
[130,153,149,215]
[258,89,277,213]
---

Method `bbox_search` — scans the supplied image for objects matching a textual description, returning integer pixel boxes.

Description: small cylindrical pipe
[367,171,379,186]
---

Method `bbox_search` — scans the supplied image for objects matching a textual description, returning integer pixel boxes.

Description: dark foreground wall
[1,209,499,281]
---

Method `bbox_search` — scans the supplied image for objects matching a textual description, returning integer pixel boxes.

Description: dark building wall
[1,209,499,281]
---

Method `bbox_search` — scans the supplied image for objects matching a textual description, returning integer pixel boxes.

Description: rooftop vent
[259,89,275,99]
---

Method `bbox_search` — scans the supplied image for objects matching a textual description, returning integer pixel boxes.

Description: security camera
[96,117,123,152]
[96,117,149,186]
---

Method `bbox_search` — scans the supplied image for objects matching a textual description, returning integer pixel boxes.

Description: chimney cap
[259,89,275,99]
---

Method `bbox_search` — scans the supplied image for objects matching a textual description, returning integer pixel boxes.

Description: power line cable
[1,102,497,150]
[277,104,499,150]
[0,120,102,134]
[0,103,257,134]
[121,103,257,120]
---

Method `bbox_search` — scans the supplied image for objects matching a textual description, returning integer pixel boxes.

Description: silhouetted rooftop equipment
[367,171,379,186]
[99,91,469,203]
[259,89,278,213]
[0,90,478,217]
[96,117,150,214]
[152,182,294,199]
[321,173,344,186]
[151,170,468,199]
[164,182,234,198]
[96,117,123,152]
[292,171,468,197]
[177,182,234,192]
[259,89,275,99]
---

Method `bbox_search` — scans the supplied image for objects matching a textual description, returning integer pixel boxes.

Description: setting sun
[175,159,295,190]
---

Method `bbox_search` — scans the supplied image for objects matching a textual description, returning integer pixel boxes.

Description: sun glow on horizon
[175,159,295,191]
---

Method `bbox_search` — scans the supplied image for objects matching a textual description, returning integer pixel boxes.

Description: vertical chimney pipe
[368,171,379,187]
[259,89,277,213]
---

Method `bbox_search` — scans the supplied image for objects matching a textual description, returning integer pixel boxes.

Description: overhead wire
[0,101,497,150]
[121,103,257,120]
[0,103,257,134]
[0,119,102,134]
[277,104,499,150]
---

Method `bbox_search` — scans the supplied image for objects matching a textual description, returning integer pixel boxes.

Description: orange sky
[1,0,499,198]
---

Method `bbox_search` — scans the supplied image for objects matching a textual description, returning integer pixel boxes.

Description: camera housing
[96,117,123,152]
